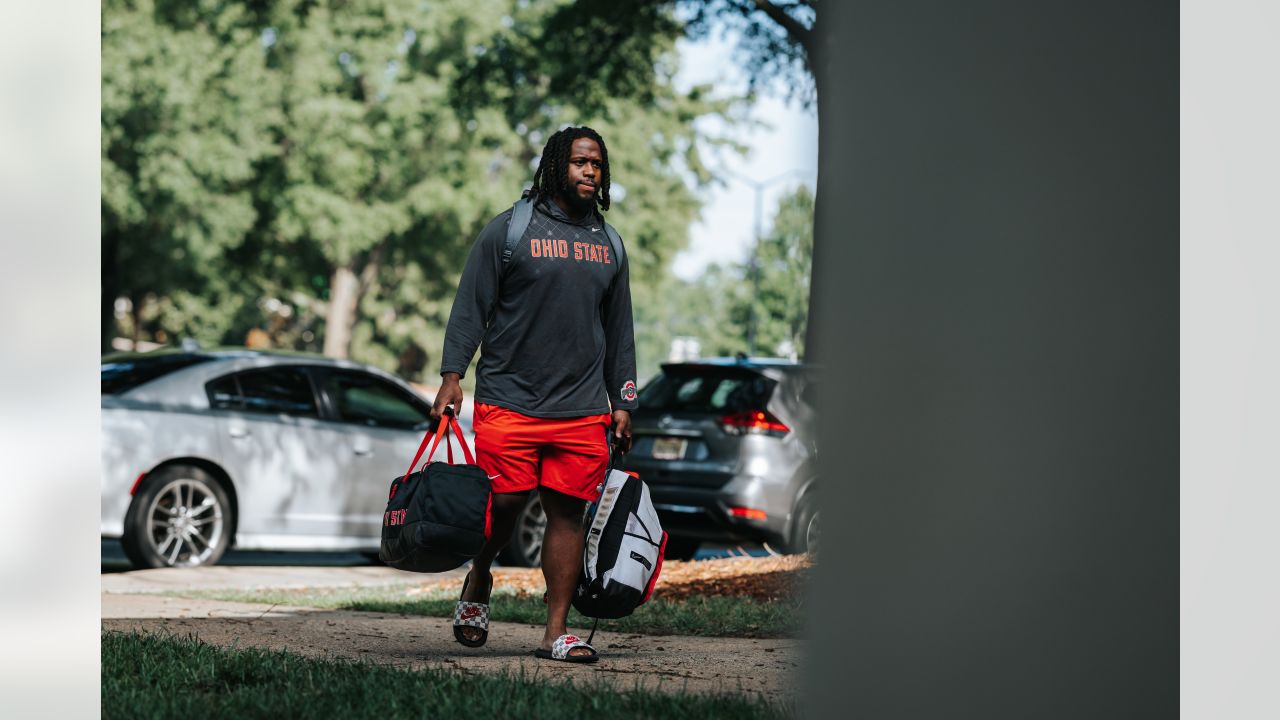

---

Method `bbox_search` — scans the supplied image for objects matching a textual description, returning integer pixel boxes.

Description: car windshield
[101,354,213,395]
[639,366,777,413]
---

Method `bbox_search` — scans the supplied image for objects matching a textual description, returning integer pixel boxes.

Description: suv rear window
[101,354,213,395]
[639,366,776,413]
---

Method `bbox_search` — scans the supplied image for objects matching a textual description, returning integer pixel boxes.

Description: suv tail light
[719,410,790,437]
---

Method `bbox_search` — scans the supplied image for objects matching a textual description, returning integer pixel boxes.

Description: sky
[670,30,819,282]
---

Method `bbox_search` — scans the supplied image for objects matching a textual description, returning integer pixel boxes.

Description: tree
[747,184,814,358]
[679,0,816,107]
[349,39,739,380]
[544,0,825,361]
[259,0,736,367]
[658,185,813,367]
[103,0,741,379]
[102,0,281,352]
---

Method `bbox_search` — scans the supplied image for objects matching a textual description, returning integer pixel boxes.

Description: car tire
[663,537,701,561]
[496,492,545,568]
[122,464,233,569]
[787,492,820,555]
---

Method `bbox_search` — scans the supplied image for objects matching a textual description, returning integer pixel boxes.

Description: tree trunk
[322,236,388,359]
[802,61,825,364]
[130,291,143,351]
[323,263,360,359]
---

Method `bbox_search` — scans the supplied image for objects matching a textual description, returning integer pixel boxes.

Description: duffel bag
[378,409,492,573]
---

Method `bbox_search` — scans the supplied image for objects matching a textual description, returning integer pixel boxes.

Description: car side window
[206,374,241,410]
[321,371,428,430]
[230,368,319,418]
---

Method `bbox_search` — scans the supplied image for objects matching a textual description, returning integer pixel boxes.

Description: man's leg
[460,403,540,643]
[456,491,528,643]
[538,487,593,657]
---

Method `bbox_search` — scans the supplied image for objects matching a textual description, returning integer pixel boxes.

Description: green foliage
[103,0,744,381]
[650,185,813,366]
[103,631,793,720]
[748,184,815,358]
[102,0,282,349]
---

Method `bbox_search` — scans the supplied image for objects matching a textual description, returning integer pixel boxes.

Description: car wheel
[497,492,545,567]
[663,537,701,561]
[788,493,820,556]
[122,465,233,569]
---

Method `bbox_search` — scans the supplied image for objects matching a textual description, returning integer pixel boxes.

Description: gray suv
[618,358,819,559]
[494,358,819,566]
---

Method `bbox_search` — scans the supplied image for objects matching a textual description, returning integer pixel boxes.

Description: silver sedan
[101,349,473,568]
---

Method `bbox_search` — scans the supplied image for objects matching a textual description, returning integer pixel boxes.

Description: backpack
[377,410,493,573]
[504,191,625,269]
[573,466,668,620]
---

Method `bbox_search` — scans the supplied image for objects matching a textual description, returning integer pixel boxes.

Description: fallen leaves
[399,553,814,603]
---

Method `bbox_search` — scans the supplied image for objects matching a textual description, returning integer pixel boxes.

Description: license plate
[651,437,688,460]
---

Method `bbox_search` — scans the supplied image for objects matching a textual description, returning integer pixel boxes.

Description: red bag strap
[402,412,451,480]
[425,414,456,465]
[403,409,477,477]
[440,414,476,465]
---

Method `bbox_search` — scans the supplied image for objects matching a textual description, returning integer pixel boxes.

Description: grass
[178,585,801,638]
[103,631,792,720]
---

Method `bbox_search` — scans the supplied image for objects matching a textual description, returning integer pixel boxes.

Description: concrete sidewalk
[101,564,469,594]
[103,592,798,702]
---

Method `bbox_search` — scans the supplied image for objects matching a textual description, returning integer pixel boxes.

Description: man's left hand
[610,409,632,454]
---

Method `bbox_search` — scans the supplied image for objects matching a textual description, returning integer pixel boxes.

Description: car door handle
[353,446,372,456]
[229,427,250,439]
[353,438,373,456]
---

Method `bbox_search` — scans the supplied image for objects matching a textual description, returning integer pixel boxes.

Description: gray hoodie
[440,198,639,418]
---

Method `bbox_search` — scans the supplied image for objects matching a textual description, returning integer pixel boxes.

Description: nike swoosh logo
[487,474,501,480]
[591,227,600,232]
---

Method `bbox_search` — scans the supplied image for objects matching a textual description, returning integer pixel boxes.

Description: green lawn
[179,585,801,638]
[103,631,792,720]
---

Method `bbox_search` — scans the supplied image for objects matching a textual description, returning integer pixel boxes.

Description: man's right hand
[432,372,464,420]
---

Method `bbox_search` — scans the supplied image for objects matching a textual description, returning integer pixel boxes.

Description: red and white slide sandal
[534,634,599,663]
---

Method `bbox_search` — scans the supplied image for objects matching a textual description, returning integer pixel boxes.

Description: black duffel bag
[378,409,492,573]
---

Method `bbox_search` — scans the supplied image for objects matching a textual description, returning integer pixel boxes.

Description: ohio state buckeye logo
[621,380,637,402]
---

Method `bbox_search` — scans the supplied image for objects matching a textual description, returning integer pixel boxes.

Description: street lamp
[722,167,808,356]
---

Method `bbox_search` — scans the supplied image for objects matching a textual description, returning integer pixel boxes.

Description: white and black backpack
[573,466,668,620]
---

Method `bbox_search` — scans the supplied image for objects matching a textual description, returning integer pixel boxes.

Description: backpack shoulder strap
[507,196,625,270]
[504,194,536,265]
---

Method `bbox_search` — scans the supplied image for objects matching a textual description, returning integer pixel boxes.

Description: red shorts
[472,403,612,502]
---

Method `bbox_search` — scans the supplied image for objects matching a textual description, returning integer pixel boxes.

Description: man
[432,126,637,662]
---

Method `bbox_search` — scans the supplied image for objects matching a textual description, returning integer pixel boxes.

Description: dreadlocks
[530,126,611,212]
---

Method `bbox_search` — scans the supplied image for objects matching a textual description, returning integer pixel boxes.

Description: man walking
[432,126,637,662]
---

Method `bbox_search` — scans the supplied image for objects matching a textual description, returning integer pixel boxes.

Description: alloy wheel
[145,477,225,567]
[516,497,547,566]
[805,510,820,555]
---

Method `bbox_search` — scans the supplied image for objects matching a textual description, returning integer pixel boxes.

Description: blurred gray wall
[805,2,1177,717]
